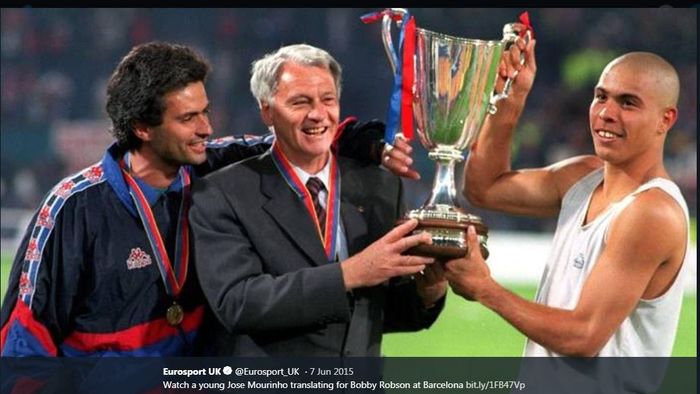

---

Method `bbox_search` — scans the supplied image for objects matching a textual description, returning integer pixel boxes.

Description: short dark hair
[105,41,211,150]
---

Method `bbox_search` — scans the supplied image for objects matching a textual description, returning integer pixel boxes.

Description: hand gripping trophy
[363,8,530,259]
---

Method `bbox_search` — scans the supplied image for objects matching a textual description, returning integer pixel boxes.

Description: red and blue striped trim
[1,300,58,356]
[20,164,105,308]
[60,306,204,356]
[206,133,275,148]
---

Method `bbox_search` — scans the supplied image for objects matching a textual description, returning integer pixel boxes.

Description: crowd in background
[1,8,696,232]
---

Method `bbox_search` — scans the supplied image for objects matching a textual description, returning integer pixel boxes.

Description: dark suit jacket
[190,152,443,356]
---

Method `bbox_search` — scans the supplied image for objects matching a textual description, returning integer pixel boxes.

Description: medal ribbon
[270,144,340,263]
[361,9,415,143]
[120,158,190,298]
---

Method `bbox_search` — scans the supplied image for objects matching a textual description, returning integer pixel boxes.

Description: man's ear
[658,107,678,136]
[260,101,273,127]
[133,122,152,142]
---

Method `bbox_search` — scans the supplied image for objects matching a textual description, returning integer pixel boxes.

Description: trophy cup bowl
[382,12,521,260]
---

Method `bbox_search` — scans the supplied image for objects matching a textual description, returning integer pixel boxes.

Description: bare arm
[463,34,600,217]
[445,191,686,356]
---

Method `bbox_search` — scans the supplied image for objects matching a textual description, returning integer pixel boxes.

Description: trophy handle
[380,8,408,75]
[488,23,532,115]
[380,8,410,144]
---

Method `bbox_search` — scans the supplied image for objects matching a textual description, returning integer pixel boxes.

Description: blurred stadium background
[0,8,696,356]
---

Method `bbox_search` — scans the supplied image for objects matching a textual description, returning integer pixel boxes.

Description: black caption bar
[1,357,696,393]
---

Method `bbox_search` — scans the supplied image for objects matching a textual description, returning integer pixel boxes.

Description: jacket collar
[102,142,191,217]
[260,152,369,265]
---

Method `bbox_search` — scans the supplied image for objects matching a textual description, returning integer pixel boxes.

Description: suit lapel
[260,155,327,266]
[339,160,370,256]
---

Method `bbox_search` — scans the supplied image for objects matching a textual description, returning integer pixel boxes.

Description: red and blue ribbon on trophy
[361,9,415,144]
[362,9,533,145]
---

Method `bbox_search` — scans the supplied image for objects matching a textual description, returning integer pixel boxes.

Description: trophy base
[397,215,489,260]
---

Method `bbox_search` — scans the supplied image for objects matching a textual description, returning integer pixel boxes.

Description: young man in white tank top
[441,26,690,360]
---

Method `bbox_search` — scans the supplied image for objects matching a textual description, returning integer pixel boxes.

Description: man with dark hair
[0,41,409,357]
[105,42,211,151]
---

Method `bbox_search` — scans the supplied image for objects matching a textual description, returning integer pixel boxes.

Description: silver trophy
[381,9,523,259]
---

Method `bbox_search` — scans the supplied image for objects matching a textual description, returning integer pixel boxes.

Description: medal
[120,156,192,326]
[166,301,184,326]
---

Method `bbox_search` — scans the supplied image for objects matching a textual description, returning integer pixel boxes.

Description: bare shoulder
[610,187,687,257]
[546,155,603,198]
[629,188,686,231]
[603,187,688,300]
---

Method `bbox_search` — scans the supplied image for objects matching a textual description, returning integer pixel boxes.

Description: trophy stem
[402,153,490,260]
[424,158,460,210]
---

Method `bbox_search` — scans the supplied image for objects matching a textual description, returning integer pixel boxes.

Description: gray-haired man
[190,44,447,356]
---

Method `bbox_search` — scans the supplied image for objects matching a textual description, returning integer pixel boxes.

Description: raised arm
[464,34,600,217]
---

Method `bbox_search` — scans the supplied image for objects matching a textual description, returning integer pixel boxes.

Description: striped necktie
[305,177,326,237]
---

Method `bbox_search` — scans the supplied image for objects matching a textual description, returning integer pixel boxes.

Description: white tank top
[524,168,691,357]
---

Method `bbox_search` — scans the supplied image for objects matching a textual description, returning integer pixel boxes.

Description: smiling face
[138,81,213,170]
[260,62,340,174]
[588,57,678,167]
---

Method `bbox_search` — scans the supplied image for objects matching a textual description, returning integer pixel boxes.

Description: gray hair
[250,44,342,107]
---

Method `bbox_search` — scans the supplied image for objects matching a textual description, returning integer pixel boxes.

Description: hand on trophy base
[397,216,489,260]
